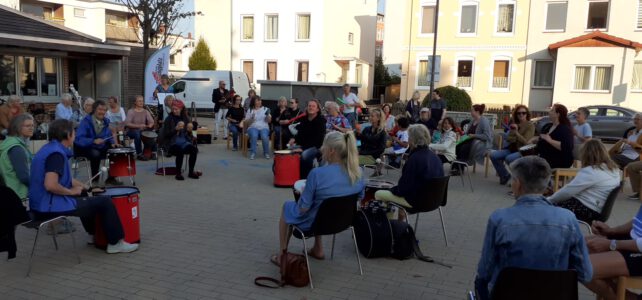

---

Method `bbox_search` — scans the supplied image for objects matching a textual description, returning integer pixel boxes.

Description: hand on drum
[176,121,185,131]
[94,138,105,145]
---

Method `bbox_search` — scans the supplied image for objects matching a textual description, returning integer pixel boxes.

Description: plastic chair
[451,161,474,192]
[389,176,450,246]
[21,215,81,277]
[594,182,623,223]
[490,267,578,300]
[290,193,363,289]
[595,276,642,300]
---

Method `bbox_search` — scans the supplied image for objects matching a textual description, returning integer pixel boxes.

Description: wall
[194,0,231,70]
[383,0,406,77]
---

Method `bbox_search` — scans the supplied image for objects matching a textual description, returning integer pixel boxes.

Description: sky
[378,0,385,14]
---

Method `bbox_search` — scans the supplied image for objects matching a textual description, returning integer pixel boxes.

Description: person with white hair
[474,156,592,300]
[55,93,74,120]
[325,101,351,133]
[0,95,24,135]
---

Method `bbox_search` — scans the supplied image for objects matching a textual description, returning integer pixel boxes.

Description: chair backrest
[407,176,449,214]
[491,267,578,300]
[598,182,623,223]
[310,193,359,236]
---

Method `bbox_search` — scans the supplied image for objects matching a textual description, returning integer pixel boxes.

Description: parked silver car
[533,105,639,142]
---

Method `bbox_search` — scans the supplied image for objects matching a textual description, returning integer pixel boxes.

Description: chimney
[188,32,192,39]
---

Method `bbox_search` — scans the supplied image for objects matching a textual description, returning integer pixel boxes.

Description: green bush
[188,37,217,70]
[422,85,472,112]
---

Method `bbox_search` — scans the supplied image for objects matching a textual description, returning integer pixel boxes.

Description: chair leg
[50,224,59,251]
[331,234,336,260]
[438,207,449,247]
[458,164,466,188]
[414,214,420,234]
[65,218,81,264]
[616,276,627,300]
[299,232,314,289]
[467,168,474,192]
[350,227,364,275]
[26,227,41,277]
[484,155,489,178]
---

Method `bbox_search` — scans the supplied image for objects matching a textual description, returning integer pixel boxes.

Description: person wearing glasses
[489,105,535,185]
[0,114,34,202]
[211,80,230,141]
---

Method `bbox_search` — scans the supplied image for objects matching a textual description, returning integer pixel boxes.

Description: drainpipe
[428,0,440,96]
[520,0,532,106]
[404,0,414,100]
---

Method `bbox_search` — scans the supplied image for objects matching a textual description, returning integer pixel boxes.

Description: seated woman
[429,117,457,164]
[456,104,493,167]
[358,108,386,175]
[490,105,535,185]
[382,103,395,133]
[271,96,289,150]
[226,95,245,151]
[0,114,34,202]
[246,95,272,160]
[528,103,574,169]
[375,124,444,221]
[547,140,620,223]
[325,101,352,133]
[273,131,364,262]
[584,212,642,299]
[609,113,642,170]
[74,100,119,184]
[288,99,327,179]
[160,100,199,180]
[29,119,138,254]
[125,95,156,161]
[106,96,126,134]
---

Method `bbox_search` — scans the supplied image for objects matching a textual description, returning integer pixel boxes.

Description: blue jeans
[229,124,241,149]
[490,149,522,179]
[248,127,270,155]
[127,129,143,155]
[345,112,357,128]
[300,147,320,179]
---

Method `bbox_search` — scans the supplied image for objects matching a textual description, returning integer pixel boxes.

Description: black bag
[390,220,415,260]
[353,201,393,258]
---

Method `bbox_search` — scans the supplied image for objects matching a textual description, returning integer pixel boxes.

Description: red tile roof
[548,31,642,52]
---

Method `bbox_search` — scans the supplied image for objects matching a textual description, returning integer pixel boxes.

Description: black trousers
[33,195,124,245]
[170,143,198,174]
[75,147,108,177]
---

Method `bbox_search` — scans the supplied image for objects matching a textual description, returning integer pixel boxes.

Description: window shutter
[638,0,642,28]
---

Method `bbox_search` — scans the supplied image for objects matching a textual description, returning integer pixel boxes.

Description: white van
[170,70,251,111]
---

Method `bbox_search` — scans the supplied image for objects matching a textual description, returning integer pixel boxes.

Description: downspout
[405,0,414,100]
[520,0,532,106]
[230,0,233,71]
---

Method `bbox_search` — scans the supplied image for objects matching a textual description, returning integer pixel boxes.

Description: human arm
[43,153,82,196]
[125,110,144,129]
[547,168,593,204]
[591,220,633,237]
[7,147,30,186]
[297,170,318,214]
[515,122,535,145]
[145,110,155,128]
[390,156,417,197]
[471,118,493,142]
[474,217,498,300]
[575,124,593,143]
[429,131,456,152]
[74,120,97,148]
[542,125,573,152]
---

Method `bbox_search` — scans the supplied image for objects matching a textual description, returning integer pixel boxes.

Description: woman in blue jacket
[74,100,119,184]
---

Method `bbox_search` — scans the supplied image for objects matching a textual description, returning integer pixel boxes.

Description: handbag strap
[254,276,283,288]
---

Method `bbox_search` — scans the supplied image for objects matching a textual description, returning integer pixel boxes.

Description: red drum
[362,179,395,206]
[273,150,301,187]
[93,186,141,249]
[141,131,157,158]
[108,147,136,177]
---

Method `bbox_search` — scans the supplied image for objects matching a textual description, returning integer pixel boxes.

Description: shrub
[422,85,472,112]
[188,37,217,70]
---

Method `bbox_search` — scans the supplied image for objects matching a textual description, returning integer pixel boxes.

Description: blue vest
[28,140,76,213]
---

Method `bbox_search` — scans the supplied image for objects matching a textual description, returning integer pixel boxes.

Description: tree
[423,85,472,112]
[188,37,217,70]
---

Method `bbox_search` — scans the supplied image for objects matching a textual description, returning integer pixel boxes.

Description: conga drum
[93,186,140,249]
[108,148,136,182]
[519,144,538,157]
[362,179,395,207]
[273,150,301,187]
[140,131,157,158]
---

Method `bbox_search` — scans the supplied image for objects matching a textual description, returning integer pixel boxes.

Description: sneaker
[264,154,271,159]
[249,153,256,160]
[629,193,640,200]
[188,172,200,179]
[232,147,238,151]
[175,174,185,181]
[106,240,139,254]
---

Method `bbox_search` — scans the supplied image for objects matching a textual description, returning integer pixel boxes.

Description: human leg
[74,195,125,245]
[247,128,259,157]
[186,144,198,175]
[259,128,270,156]
[229,124,240,149]
[555,197,601,224]
[221,109,229,137]
[375,190,412,221]
[215,109,224,138]
[490,149,511,182]
[127,129,143,155]
[584,251,630,300]
[611,154,635,170]
[300,147,320,179]
[627,161,642,193]
[273,126,282,150]
[505,151,522,165]
[170,145,185,179]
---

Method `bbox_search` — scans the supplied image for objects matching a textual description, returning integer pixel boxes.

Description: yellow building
[395,0,529,108]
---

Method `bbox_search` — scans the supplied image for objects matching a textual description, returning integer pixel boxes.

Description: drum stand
[126,155,135,186]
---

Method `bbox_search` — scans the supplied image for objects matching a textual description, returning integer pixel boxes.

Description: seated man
[609,113,642,169]
[375,124,444,220]
[474,156,592,300]
[74,99,120,185]
[29,119,138,254]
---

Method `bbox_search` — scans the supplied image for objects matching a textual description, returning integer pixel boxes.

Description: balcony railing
[492,77,509,89]
[456,76,472,88]
[105,24,139,42]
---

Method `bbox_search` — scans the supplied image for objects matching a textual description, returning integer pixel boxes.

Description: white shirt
[341,92,359,114]
[247,107,270,130]
[106,107,127,129]
[547,164,620,213]
[622,130,641,160]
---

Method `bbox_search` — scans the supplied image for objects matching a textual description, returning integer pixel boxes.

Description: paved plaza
[0,122,639,300]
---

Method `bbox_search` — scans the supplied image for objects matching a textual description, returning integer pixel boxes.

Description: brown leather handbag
[255,250,310,288]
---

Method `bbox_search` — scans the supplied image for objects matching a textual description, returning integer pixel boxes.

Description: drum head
[108,147,136,154]
[366,179,395,188]
[519,144,536,151]
[95,186,140,196]
[293,179,306,192]
[274,150,293,154]
[141,131,158,138]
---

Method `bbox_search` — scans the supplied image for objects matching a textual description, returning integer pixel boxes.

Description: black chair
[290,193,363,289]
[389,176,450,246]
[578,182,622,234]
[490,267,578,300]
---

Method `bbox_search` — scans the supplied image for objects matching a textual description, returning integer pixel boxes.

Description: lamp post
[428,0,440,96]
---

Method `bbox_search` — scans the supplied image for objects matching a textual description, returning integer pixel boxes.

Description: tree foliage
[374,56,400,86]
[423,85,472,112]
[188,37,217,70]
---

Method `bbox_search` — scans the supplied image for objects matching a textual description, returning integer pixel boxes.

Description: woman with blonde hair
[548,139,620,223]
[273,131,364,262]
[358,108,387,175]
[405,90,422,123]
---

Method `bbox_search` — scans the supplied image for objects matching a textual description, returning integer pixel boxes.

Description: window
[265,14,278,41]
[242,15,254,41]
[533,60,555,88]
[0,56,16,96]
[417,56,441,87]
[39,58,57,96]
[421,6,435,34]
[14,56,59,97]
[632,61,642,90]
[297,61,309,82]
[460,4,478,34]
[573,65,612,91]
[587,1,609,30]
[496,3,515,33]
[107,14,127,27]
[267,61,277,80]
[348,32,354,44]
[492,59,510,89]
[637,0,642,29]
[605,108,624,117]
[243,61,254,83]
[169,55,176,65]
[297,14,311,40]
[74,8,85,18]
[18,56,37,96]
[545,2,568,31]
[456,60,473,88]
[172,81,185,93]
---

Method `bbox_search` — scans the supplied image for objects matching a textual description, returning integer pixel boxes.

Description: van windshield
[172,81,186,93]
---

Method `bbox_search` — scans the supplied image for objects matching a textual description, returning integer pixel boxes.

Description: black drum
[519,144,538,156]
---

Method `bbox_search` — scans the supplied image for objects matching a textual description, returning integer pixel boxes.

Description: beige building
[193,0,232,70]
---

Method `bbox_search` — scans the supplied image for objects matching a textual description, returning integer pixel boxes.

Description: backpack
[353,201,393,258]
[390,220,415,260]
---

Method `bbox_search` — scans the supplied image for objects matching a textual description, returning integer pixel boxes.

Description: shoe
[105,177,123,186]
[175,174,184,181]
[106,240,139,254]
[188,172,200,179]
[629,193,640,200]
[265,154,271,159]
[137,155,148,161]
[249,153,255,160]
[499,175,510,185]
[86,234,94,245]
[213,137,218,140]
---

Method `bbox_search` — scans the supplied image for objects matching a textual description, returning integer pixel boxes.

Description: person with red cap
[159,100,199,180]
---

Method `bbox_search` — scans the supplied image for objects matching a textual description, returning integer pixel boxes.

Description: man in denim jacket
[474,156,593,299]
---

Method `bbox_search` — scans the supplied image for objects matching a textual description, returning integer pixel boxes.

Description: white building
[167,33,195,78]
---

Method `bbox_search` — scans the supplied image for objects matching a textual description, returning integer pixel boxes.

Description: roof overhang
[0,33,130,56]
[333,56,371,66]
[548,31,642,56]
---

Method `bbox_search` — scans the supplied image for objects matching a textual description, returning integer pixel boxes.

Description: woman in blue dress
[273,131,364,263]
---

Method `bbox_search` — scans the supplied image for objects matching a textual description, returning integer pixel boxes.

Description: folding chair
[21,215,81,277]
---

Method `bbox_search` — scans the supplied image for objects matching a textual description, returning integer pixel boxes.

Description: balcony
[492,77,509,89]
[45,17,64,26]
[105,24,139,42]
[456,77,472,88]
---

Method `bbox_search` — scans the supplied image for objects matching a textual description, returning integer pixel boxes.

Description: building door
[267,61,277,80]
[243,61,253,83]
[95,60,122,102]
[297,61,308,82]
